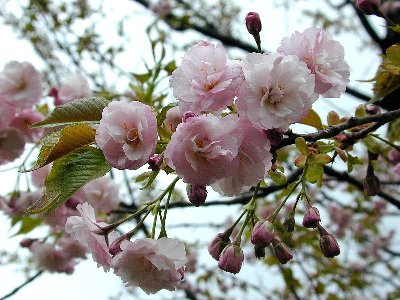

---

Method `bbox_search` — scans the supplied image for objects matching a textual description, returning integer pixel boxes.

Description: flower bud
[365,104,380,115]
[65,197,80,209]
[218,244,244,274]
[186,184,207,206]
[254,245,265,259]
[388,149,400,163]
[109,236,125,256]
[272,240,293,264]
[356,0,381,15]
[148,154,163,171]
[20,238,36,248]
[318,226,340,258]
[302,206,321,228]
[250,220,274,247]
[283,213,295,232]
[363,175,380,196]
[182,111,197,123]
[208,233,231,261]
[245,12,262,36]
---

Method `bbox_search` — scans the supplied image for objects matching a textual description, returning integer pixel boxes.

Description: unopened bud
[302,206,321,228]
[109,236,126,256]
[272,239,293,264]
[363,175,380,196]
[283,213,295,232]
[208,233,231,261]
[245,12,262,36]
[218,244,244,274]
[65,197,80,209]
[388,149,400,163]
[20,238,36,248]
[365,104,380,115]
[356,0,381,15]
[318,226,340,258]
[186,184,207,206]
[250,220,275,247]
[182,111,197,123]
[148,154,163,171]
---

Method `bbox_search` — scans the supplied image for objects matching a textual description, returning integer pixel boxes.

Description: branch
[323,166,400,209]
[277,108,400,149]
[0,271,43,300]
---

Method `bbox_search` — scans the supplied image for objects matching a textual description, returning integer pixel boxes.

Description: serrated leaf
[26,124,96,171]
[32,97,110,128]
[372,69,400,102]
[315,154,332,164]
[135,171,153,183]
[306,163,323,184]
[139,170,160,190]
[295,154,307,168]
[383,44,400,75]
[299,109,323,130]
[25,146,111,216]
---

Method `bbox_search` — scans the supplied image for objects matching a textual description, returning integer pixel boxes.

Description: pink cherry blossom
[237,52,317,131]
[170,41,243,113]
[0,102,16,130]
[212,119,272,196]
[150,0,172,16]
[112,237,187,294]
[65,202,118,271]
[45,203,79,231]
[164,114,241,185]
[55,73,92,106]
[30,241,75,273]
[0,128,25,165]
[0,61,42,108]
[163,105,182,132]
[9,109,45,143]
[96,100,158,170]
[58,235,88,259]
[0,190,41,216]
[278,27,350,98]
[80,176,120,213]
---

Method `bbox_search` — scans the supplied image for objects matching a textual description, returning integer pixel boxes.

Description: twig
[0,271,43,300]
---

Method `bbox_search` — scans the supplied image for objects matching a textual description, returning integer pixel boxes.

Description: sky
[0,0,389,299]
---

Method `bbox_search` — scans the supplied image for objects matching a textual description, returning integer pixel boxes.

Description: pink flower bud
[208,233,231,261]
[395,163,400,176]
[363,175,380,196]
[245,12,262,36]
[65,197,80,209]
[356,0,381,15]
[109,236,126,256]
[319,226,340,258]
[20,238,36,248]
[250,220,274,247]
[283,213,295,232]
[302,206,321,228]
[218,244,244,274]
[182,111,197,123]
[272,240,293,264]
[388,149,400,163]
[365,104,380,115]
[186,184,207,206]
[148,154,163,171]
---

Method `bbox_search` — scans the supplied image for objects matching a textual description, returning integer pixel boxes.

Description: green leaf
[315,154,332,164]
[347,153,363,173]
[132,72,152,84]
[383,44,400,75]
[306,163,323,184]
[299,109,323,130]
[268,170,287,186]
[26,124,96,171]
[372,69,400,102]
[295,137,310,156]
[12,217,42,236]
[139,170,160,190]
[25,146,111,216]
[32,97,110,128]
[363,136,380,154]
[164,60,176,75]
[157,103,177,126]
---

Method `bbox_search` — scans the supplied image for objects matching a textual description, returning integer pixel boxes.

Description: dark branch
[323,166,400,209]
[0,271,43,300]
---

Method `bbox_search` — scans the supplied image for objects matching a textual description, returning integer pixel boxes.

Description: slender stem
[270,180,301,222]
[371,134,400,152]
[0,271,43,300]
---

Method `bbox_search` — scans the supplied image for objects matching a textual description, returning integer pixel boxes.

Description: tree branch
[0,271,43,300]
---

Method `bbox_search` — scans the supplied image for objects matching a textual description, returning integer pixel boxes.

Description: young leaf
[32,97,110,128]
[299,109,323,130]
[25,146,111,216]
[12,217,42,236]
[26,124,96,171]
[295,137,311,156]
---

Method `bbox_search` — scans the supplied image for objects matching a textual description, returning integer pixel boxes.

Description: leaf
[315,154,332,164]
[268,170,287,186]
[347,153,363,173]
[132,72,152,84]
[383,44,400,75]
[363,136,380,154]
[306,163,323,184]
[295,137,310,156]
[25,146,111,216]
[157,103,177,126]
[388,25,400,33]
[12,217,42,236]
[32,97,110,128]
[26,124,96,171]
[139,170,160,190]
[299,109,323,130]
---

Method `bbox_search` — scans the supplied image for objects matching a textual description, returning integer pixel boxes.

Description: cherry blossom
[164,113,241,185]
[212,118,272,196]
[170,41,243,113]
[112,237,187,294]
[0,128,25,165]
[237,52,316,131]
[9,109,45,143]
[80,176,120,213]
[0,61,42,108]
[96,100,158,170]
[54,73,92,106]
[278,26,350,98]
[65,202,118,271]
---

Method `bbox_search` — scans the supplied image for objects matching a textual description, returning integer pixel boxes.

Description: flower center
[126,128,139,144]
[261,85,284,106]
